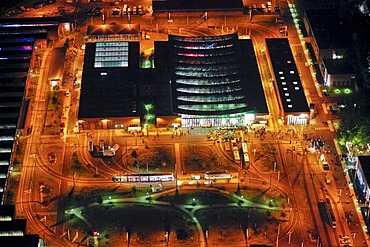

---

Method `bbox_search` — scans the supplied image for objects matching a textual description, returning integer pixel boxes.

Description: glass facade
[94,42,129,68]
[170,34,249,126]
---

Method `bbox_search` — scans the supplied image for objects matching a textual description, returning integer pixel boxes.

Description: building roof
[87,24,140,35]
[323,58,355,74]
[265,38,309,113]
[0,219,27,231]
[359,156,370,183]
[0,205,15,218]
[304,9,350,50]
[0,234,39,247]
[153,0,243,12]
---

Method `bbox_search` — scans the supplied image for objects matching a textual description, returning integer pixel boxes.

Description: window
[94,42,129,68]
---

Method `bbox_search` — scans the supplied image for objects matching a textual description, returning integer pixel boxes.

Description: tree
[337,89,370,151]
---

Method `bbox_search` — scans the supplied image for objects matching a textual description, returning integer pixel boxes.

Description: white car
[340,239,351,245]
[339,234,350,239]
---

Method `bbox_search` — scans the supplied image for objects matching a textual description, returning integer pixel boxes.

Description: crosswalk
[296,142,304,154]
[314,126,330,131]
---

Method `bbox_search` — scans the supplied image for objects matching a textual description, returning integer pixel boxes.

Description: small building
[322,58,356,88]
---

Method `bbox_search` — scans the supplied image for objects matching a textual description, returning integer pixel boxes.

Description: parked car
[112,7,121,16]
[339,234,350,239]
[340,239,351,245]
[33,1,46,9]
[94,7,102,16]
[138,5,144,15]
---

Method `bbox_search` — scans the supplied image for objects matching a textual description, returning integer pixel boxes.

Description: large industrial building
[78,24,269,130]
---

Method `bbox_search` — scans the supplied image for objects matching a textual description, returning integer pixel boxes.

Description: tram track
[302,152,335,246]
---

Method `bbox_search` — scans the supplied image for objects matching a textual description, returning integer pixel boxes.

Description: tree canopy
[337,88,370,151]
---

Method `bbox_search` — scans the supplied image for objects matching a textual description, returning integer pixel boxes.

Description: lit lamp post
[175,163,178,193]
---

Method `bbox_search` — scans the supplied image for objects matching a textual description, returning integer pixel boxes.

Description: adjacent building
[265,38,310,125]
[302,9,356,89]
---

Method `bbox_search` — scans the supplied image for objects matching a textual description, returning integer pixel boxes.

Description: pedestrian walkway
[65,186,283,247]
[314,126,329,131]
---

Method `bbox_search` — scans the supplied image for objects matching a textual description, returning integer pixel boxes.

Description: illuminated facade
[78,27,269,130]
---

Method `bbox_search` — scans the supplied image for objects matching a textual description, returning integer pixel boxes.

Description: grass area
[183,144,234,172]
[44,91,63,135]
[252,142,277,172]
[126,145,175,172]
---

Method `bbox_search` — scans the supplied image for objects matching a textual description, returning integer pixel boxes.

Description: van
[113,144,120,152]
[89,141,94,152]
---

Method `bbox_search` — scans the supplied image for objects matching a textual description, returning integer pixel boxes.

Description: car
[45,0,56,5]
[340,239,351,245]
[113,144,120,152]
[323,164,330,170]
[138,5,144,15]
[86,9,95,16]
[94,8,102,16]
[112,7,121,16]
[339,234,350,239]
[132,6,137,15]
[65,89,70,97]
[123,4,128,13]
[33,1,46,9]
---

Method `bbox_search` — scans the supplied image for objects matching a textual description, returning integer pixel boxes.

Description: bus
[204,172,233,180]
[243,153,250,167]
[324,198,337,228]
[319,153,329,170]
[103,149,115,157]
[233,150,241,164]
[242,142,248,154]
